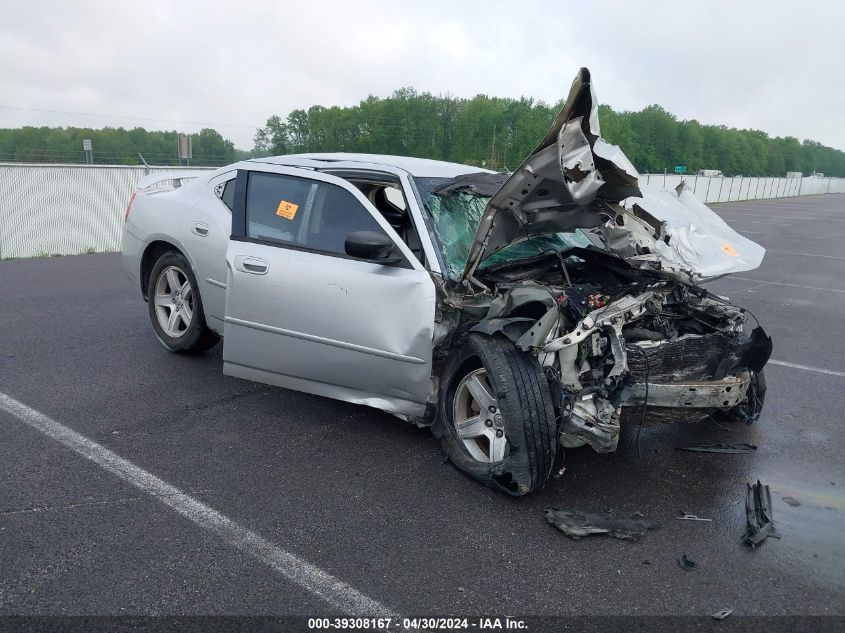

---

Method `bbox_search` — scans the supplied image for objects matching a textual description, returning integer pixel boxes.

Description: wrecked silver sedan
[122,68,771,495]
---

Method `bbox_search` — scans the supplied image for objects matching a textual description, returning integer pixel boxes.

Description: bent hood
[461,67,765,284]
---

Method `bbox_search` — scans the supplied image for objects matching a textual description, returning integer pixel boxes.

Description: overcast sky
[1,0,843,151]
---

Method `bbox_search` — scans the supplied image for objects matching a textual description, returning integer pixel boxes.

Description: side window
[245,172,389,256]
[214,178,236,211]
[221,179,236,211]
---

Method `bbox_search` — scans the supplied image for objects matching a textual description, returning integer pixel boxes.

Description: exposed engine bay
[422,68,771,459]
[434,245,771,454]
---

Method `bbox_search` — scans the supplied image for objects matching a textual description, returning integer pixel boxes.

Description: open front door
[222,165,436,416]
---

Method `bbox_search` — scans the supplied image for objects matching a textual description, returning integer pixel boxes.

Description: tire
[147,250,219,354]
[437,333,557,496]
[716,369,767,424]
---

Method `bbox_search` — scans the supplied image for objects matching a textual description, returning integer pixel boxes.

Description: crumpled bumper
[624,370,751,409]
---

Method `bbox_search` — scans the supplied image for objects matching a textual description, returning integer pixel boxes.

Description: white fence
[0,163,213,259]
[0,163,844,259]
[640,172,844,202]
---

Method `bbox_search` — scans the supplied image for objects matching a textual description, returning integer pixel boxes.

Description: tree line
[254,89,845,177]
[2,90,843,176]
[0,126,240,166]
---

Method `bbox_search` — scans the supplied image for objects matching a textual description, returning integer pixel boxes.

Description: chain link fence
[1,163,843,259]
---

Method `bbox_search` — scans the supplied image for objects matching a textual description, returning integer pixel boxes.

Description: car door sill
[223,359,427,416]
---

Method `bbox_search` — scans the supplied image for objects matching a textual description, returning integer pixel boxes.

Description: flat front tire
[147,251,219,354]
[437,333,557,496]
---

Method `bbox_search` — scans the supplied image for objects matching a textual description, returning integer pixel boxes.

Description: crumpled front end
[456,66,766,286]
[600,183,766,284]
[528,285,771,453]
[445,251,772,455]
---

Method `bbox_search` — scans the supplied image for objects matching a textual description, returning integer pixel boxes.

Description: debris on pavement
[677,554,698,571]
[544,508,655,540]
[677,510,712,522]
[743,480,780,547]
[676,442,758,454]
[712,608,733,620]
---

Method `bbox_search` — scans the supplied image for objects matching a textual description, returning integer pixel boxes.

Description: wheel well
[140,240,181,300]
[507,301,549,320]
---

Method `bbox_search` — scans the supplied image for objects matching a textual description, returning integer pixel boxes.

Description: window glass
[246,172,388,256]
[221,179,236,211]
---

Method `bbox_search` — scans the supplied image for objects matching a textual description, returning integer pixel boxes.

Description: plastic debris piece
[743,480,780,548]
[544,508,655,540]
[677,554,697,571]
[712,608,733,621]
[676,443,758,454]
[677,510,712,522]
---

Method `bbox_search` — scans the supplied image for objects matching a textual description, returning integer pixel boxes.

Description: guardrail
[0,163,843,259]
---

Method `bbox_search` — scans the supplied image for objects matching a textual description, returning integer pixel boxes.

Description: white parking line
[768,360,845,378]
[739,231,842,241]
[768,251,845,261]
[0,391,396,617]
[727,277,845,294]
[716,213,821,220]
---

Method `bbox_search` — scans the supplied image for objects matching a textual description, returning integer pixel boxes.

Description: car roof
[254,152,490,178]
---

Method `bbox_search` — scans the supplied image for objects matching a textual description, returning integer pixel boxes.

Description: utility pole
[490,124,496,171]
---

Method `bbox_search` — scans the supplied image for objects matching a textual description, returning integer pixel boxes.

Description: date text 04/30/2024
[307,617,528,630]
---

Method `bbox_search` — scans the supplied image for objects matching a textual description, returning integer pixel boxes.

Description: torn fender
[603,184,767,282]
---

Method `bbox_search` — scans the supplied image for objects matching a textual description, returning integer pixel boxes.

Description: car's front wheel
[147,250,219,354]
[437,333,558,496]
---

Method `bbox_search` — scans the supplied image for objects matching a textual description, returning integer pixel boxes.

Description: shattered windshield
[415,176,591,279]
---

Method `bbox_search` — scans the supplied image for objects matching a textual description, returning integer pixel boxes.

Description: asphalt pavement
[1,194,844,629]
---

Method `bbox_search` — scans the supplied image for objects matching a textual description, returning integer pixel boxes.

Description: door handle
[192,222,210,236]
[234,255,269,275]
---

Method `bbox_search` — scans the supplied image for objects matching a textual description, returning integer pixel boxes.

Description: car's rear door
[222,165,436,416]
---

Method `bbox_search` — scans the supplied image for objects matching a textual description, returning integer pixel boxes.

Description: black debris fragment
[677,554,697,571]
[743,480,780,548]
[544,508,655,540]
[782,496,801,507]
[676,443,758,454]
[712,608,733,620]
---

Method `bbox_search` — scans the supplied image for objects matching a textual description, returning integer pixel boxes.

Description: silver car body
[123,155,482,418]
[122,69,769,454]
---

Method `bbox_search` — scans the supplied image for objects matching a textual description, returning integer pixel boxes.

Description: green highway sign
[674,165,687,174]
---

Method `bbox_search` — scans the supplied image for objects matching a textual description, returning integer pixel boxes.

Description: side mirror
[344,231,400,263]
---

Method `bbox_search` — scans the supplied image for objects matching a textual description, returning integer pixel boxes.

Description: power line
[0,105,260,129]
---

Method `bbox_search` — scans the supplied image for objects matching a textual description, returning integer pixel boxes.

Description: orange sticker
[721,243,739,257]
[275,200,299,220]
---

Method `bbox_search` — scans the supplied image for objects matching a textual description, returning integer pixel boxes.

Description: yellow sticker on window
[721,243,739,257]
[275,200,299,220]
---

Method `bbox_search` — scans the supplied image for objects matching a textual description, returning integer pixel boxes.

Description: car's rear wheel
[438,333,557,496]
[147,251,219,354]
